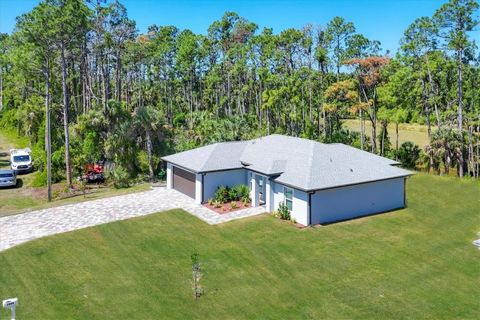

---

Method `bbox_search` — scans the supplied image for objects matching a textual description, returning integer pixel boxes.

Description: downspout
[308,191,314,226]
[201,173,206,204]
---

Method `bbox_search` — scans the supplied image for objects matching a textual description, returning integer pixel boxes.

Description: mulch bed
[204,201,251,214]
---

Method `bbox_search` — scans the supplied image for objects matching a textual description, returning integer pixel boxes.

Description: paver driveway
[0,186,265,251]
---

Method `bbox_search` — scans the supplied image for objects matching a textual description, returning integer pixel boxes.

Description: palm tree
[425,128,462,175]
[133,105,163,181]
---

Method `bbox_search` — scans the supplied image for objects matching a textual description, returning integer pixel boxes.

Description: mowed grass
[0,174,479,319]
[343,119,431,147]
[0,129,150,217]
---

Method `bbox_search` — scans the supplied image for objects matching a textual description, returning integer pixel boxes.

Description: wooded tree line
[0,0,478,197]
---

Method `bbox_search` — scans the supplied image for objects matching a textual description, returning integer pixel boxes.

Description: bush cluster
[277,202,291,221]
[108,165,130,189]
[397,141,420,168]
[213,184,250,204]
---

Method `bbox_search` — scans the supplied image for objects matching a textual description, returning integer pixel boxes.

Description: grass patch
[343,119,431,147]
[0,174,478,319]
[0,128,30,153]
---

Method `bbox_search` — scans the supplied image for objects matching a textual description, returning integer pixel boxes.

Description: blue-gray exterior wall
[271,180,309,226]
[310,177,405,224]
[202,169,247,203]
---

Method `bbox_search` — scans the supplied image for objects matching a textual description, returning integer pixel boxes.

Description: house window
[284,187,293,211]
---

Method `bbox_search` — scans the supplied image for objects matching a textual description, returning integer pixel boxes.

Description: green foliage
[157,168,166,181]
[230,201,237,209]
[377,122,392,155]
[424,128,464,174]
[398,141,421,168]
[212,200,222,208]
[31,170,47,187]
[214,185,229,203]
[108,165,130,189]
[0,0,478,189]
[324,128,361,146]
[0,109,19,131]
[227,187,237,202]
[278,202,291,221]
[82,132,101,163]
[214,184,250,204]
[173,113,186,127]
[233,184,250,203]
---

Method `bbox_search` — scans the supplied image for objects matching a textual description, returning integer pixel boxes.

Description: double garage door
[173,166,196,199]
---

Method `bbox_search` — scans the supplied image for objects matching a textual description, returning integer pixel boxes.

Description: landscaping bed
[205,184,251,214]
[204,200,251,214]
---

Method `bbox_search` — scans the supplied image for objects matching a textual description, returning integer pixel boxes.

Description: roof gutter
[274,173,413,193]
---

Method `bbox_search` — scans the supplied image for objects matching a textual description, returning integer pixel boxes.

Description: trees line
[0,0,478,199]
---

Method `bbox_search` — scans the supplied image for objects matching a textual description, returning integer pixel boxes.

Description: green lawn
[0,173,479,319]
[343,119,431,147]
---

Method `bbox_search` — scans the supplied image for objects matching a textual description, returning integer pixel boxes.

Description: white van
[10,148,33,173]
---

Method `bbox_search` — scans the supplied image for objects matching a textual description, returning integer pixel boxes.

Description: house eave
[302,173,414,193]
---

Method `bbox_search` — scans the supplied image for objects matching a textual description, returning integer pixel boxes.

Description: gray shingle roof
[162,134,412,191]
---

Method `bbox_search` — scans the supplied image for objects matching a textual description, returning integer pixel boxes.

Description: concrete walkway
[0,187,266,251]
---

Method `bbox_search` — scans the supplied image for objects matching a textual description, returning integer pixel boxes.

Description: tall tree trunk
[476,116,479,179]
[267,108,270,135]
[102,53,110,115]
[309,78,313,122]
[371,89,379,154]
[320,72,327,138]
[371,109,377,154]
[0,66,3,112]
[425,54,441,130]
[359,104,365,150]
[145,129,154,182]
[381,121,386,156]
[61,45,72,187]
[115,50,121,102]
[422,80,432,139]
[395,121,399,161]
[456,50,464,177]
[423,87,434,172]
[467,124,473,177]
[45,60,52,201]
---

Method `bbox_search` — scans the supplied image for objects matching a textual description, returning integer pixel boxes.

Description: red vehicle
[82,161,105,183]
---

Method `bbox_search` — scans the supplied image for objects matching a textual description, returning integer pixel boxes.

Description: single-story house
[162,134,412,225]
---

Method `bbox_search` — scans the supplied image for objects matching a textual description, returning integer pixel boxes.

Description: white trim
[195,174,202,204]
[166,163,173,189]
[265,179,273,212]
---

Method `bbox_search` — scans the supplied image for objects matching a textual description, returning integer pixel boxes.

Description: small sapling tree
[191,250,203,299]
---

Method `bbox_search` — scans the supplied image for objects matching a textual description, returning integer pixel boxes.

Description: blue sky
[0,0,467,53]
